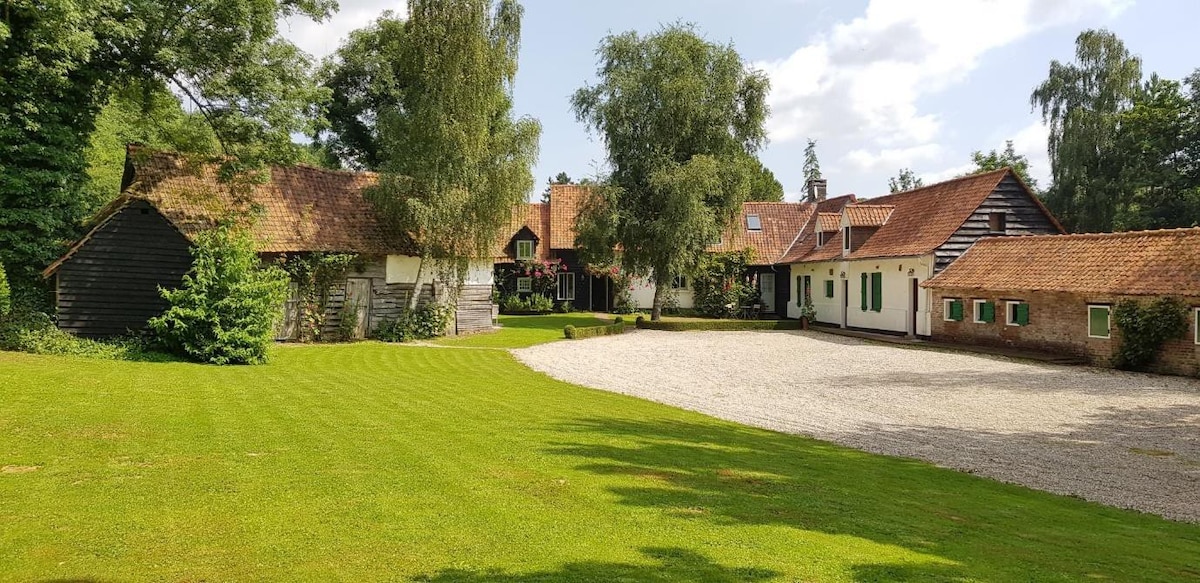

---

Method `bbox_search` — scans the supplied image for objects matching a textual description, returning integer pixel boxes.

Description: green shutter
[870,272,883,312]
[1015,303,1030,326]
[951,300,964,321]
[825,280,834,298]
[860,274,868,311]
[981,302,995,323]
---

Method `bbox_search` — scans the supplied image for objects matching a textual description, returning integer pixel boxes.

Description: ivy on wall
[280,253,361,342]
[1112,297,1189,371]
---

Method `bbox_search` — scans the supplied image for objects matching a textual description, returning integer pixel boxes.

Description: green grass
[433,313,611,348]
[1,326,1198,581]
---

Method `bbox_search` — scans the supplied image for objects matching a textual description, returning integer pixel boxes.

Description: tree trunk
[651,270,671,321]
[408,257,426,311]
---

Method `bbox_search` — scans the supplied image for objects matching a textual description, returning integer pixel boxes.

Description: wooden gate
[456,285,495,335]
[275,282,301,341]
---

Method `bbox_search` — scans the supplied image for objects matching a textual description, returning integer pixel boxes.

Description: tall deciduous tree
[572,25,769,320]
[1031,29,1142,233]
[368,0,541,304]
[316,11,407,170]
[744,155,784,202]
[0,0,332,291]
[888,168,924,193]
[964,140,1038,191]
[803,139,822,183]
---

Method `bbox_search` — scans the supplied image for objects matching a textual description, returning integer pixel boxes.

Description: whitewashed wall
[628,275,694,310]
[385,256,494,287]
[788,255,935,336]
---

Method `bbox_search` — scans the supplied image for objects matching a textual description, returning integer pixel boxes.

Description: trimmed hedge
[635,319,803,332]
[564,322,627,340]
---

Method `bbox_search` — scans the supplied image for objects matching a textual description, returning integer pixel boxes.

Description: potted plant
[798,303,817,330]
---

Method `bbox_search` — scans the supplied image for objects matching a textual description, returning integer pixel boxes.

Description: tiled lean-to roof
[842,204,894,227]
[924,228,1200,296]
[714,202,816,265]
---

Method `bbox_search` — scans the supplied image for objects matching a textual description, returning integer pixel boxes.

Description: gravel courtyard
[514,329,1200,522]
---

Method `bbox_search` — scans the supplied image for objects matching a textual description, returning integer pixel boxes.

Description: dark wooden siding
[933,174,1061,272]
[56,200,194,338]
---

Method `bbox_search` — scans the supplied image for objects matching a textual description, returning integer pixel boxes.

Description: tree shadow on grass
[414,547,777,583]
[543,417,1200,582]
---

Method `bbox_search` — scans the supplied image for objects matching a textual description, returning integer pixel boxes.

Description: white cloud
[279,1,407,62]
[757,0,1129,171]
[846,143,943,172]
[1011,119,1052,185]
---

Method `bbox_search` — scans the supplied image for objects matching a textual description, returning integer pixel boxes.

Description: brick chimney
[805,178,828,203]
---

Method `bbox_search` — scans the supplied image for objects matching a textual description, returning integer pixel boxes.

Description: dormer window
[842,226,851,252]
[817,232,826,247]
[516,240,534,260]
[746,214,762,231]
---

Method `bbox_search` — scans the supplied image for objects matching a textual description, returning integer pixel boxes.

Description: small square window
[988,212,1007,234]
[516,277,532,293]
[972,299,996,324]
[516,240,534,260]
[746,214,762,231]
[671,275,689,290]
[824,280,835,298]
[1088,305,1111,339]
[1006,301,1029,326]
[943,298,964,322]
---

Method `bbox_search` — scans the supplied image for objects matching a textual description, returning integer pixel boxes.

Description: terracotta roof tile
[817,212,842,232]
[549,184,588,249]
[495,203,551,260]
[714,202,815,265]
[843,204,894,227]
[119,147,411,255]
[924,228,1200,296]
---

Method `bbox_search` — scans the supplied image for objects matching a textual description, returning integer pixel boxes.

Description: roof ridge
[868,167,1010,200]
[979,226,1200,243]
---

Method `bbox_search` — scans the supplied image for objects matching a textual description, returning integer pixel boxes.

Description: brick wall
[930,288,1200,377]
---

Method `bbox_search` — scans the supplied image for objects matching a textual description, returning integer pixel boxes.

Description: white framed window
[671,275,689,290]
[1088,305,1112,339]
[816,232,825,247]
[842,227,851,251]
[556,272,575,301]
[516,240,534,260]
[1006,300,1029,326]
[516,277,532,293]
[973,299,986,324]
[1194,308,1200,344]
[943,298,964,322]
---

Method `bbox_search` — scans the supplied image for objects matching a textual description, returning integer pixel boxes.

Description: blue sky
[282,0,1200,201]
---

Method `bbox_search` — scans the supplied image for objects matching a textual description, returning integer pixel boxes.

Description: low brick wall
[930,288,1200,377]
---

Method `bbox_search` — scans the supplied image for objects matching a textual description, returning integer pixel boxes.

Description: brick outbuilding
[924,228,1200,376]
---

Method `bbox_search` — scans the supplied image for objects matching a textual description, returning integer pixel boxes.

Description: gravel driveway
[514,329,1200,522]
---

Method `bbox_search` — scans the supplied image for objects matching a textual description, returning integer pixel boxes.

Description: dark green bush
[0,310,170,361]
[1113,297,1189,371]
[527,293,555,313]
[148,226,290,365]
[635,319,802,332]
[614,316,624,324]
[564,322,626,339]
[375,302,455,343]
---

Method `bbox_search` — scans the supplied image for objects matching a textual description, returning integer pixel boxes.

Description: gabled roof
[45,146,416,276]
[714,202,815,265]
[843,204,894,227]
[924,228,1200,296]
[496,203,551,260]
[777,195,859,265]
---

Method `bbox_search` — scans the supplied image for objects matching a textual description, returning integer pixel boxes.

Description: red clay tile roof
[843,204,894,227]
[816,212,842,232]
[549,184,588,249]
[714,202,815,265]
[924,228,1200,296]
[113,146,412,255]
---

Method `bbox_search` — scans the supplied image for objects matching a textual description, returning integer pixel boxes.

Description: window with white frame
[556,272,575,300]
[842,226,851,251]
[816,232,826,247]
[1006,300,1029,326]
[516,277,532,293]
[972,299,993,323]
[516,240,534,260]
[671,275,689,290]
[1088,305,1111,339]
[944,298,964,322]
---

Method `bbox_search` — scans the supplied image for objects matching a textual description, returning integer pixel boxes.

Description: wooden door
[275,282,301,341]
[344,278,372,339]
[759,273,775,313]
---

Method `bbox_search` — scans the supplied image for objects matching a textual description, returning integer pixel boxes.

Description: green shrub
[614,316,624,324]
[375,302,455,343]
[0,310,170,361]
[527,293,554,313]
[500,294,528,313]
[635,319,803,332]
[564,322,625,339]
[555,300,575,313]
[148,226,290,365]
[1113,297,1189,371]
[336,298,364,342]
[0,263,10,318]
[636,315,646,325]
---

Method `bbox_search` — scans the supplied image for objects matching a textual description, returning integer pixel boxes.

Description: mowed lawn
[433,314,611,348]
[1,327,1198,581]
